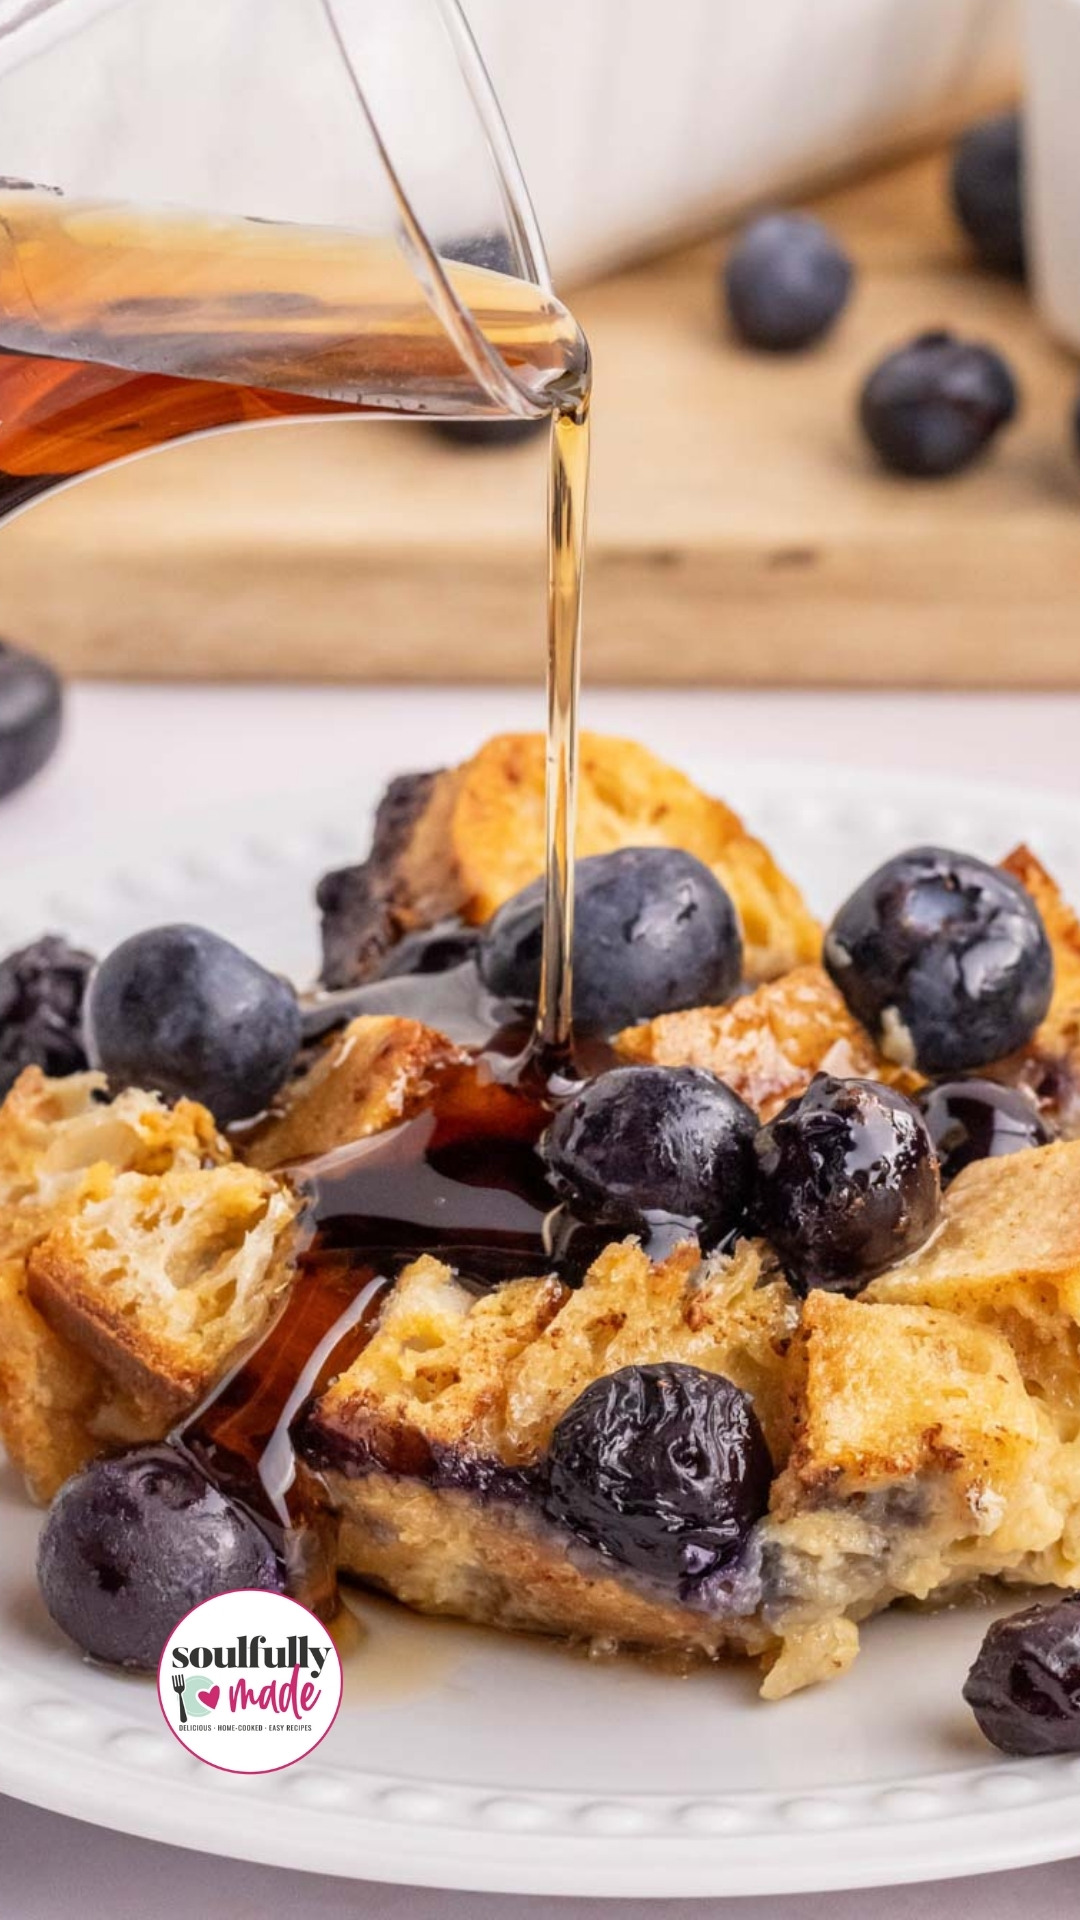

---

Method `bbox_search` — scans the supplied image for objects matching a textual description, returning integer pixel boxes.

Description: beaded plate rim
[2,759,1080,1896]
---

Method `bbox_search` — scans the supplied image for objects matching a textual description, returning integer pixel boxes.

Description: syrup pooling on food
[0,188,593,1623]
[178,1040,561,1617]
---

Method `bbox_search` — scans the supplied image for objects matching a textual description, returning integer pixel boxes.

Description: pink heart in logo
[197,1686,220,1710]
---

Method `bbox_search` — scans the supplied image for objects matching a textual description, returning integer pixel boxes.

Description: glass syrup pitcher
[0,0,591,1062]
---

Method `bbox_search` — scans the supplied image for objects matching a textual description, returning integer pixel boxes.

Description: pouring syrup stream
[0,187,592,1615]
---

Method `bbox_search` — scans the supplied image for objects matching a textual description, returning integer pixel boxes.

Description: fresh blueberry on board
[431,232,548,448]
[541,1063,757,1241]
[545,1362,772,1588]
[432,415,546,448]
[479,846,743,1033]
[950,112,1025,279]
[37,1446,282,1670]
[722,212,854,352]
[917,1078,1052,1186]
[0,639,63,801]
[753,1074,941,1297]
[965,1595,1080,1755]
[0,934,95,1097]
[859,331,1017,477]
[85,924,302,1126]
[824,847,1053,1074]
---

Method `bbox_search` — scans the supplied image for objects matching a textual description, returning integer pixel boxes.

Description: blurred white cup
[1026,0,1080,349]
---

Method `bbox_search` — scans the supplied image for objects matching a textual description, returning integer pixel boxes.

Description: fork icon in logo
[171,1672,188,1725]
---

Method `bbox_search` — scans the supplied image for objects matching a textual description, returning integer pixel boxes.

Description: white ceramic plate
[3,759,1080,1899]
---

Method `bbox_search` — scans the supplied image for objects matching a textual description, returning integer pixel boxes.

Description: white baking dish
[0,0,1019,289]
[467,0,1019,280]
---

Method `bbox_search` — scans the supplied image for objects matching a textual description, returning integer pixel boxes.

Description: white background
[3,678,1080,1914]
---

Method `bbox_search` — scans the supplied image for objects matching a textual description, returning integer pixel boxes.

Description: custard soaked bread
[13,747,1080,1731]
[299,1145,1080,1698]
[12,1076,1080,1695]
[318,733,820,989]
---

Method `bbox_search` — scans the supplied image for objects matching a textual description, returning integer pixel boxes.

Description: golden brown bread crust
[11,830,1080,1687]
[868,1139,1080,1419]
[0,1070,230,1500]
[245,1015,464,1170]
[28,1163,299,1422]
[0,1253,159,1502]
[313,1244,789,1671]
[319,733,821,986]
[994,844,1080,1134]
[778,1290,1041,1501]
[616,965,917,1119]
[309,1256,569,1478]
[308,1240,797,1479]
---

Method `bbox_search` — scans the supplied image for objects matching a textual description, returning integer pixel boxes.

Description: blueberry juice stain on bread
[14,733,1080,1750]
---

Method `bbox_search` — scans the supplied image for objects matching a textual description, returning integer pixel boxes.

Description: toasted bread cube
[28,1163,299,1420]
[617,966,910,1119]
[308,1256,567,1478]
[759,1291,1058,1689]
[781,1291,1042,1503]
[0,1069,229,1500]
[499,1237,794,1464]
[1003,844,1080,1009]
[0,1252,159,1501]
[0,1067,226,1226]
[310,1238,795,1487]
[870,1139,1080,1419]
[244,1015,463,1169]
[995,845,1080,1135]
[331,733,819,985]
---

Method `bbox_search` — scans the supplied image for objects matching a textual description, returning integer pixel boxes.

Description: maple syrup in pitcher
[0,187,592,1609]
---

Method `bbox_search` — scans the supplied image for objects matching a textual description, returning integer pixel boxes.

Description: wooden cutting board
[0,144,1076,687]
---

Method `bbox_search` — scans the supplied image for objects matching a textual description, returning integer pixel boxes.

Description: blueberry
[479,848,742,1033]
[951,112,1025,278]
[723,213,854,351]
[859,331,1017,477]
[432,416,546,449]
[544,1201,712,1286]
[0,934,94,1097]
[824,847,1053,1074]
[37,1445,282,1670]
[964,1595,1080,1755]
[543,1205,619,1287]
[753,1074,941,1296]
[441,231,519,275]
[917,1078,1051,1185]
[0,640,62,801]
[85,924,301,1125]
[375,919,481,979]
[545,1362,771,1588]
[432,233,547,448]
[541,1064,756,1241]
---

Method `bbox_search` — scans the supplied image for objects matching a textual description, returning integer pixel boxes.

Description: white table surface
[5,676,1080,1919]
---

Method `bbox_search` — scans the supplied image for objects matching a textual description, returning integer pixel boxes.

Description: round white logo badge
[157,1588,343,1773]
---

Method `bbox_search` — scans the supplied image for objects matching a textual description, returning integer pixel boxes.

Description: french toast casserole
[7,731,1080,1743]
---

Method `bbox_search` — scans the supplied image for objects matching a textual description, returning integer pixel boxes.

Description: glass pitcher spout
[0,0,589,522]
